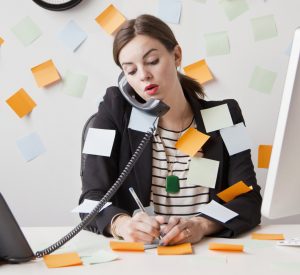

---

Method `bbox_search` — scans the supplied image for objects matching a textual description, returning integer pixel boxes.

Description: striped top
[150,119,209,218]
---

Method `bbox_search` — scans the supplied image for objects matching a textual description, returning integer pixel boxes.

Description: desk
[1,225,299,275]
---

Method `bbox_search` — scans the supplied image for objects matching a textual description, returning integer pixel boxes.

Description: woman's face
[118,35,181,102]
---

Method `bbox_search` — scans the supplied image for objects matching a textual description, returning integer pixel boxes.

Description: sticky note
[95,4,126,35]
[0,36,4,45]
[58,20,87,52]
[251,15,277,41]
[187,157,219,188]
[158,0,182,24]
[251,233,285,240]
[157,243,192,255]
[81,250,118,265]
[183,60,213,84]
[31,59,61,87]
[217,181,253,202]
[11,16,42,46]
[249,66,277,94]
[62,70,88,97]
[194,0,206,3]
[110,241,144,252]
[43,252,82,268]
[204,31,230,56]
[200,104,233,133]
[219,0,249,21]
[71,199,112,213]
[128,107,158,133]
[209,243,244,252]
[6,88,36,118]
[258,145,272,168]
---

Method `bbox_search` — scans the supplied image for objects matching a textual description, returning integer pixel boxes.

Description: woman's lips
[145,85,159,95]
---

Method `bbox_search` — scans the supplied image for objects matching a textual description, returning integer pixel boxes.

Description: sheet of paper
[218,0,249,21]
[252,233,284,240]
[62,70,88,97]
[277,238,300,247]
[6,88,36,118]
[158,0,182,24]
[58,20,87,52]
[198,200,238,223]
[251,15,277,41]
[200,104,233,133]
[110,241,144,252]
[0,36,4,45]
[11,16,42,46]
[71,199,112,213]
[187,157,219,188]
[258,144,272,168]
[209,243,244,252]
[128,107,158,133]
[249,66,277,94]
[183,59,213,84]
[43,252,82,268]
[31,59,61,87]
[81,250,118,265]
[16,132,46,162]
[217,181,253,202]
[204,31,230,56]
[95,4,126,35]
[220,122,252,156]
[157,243,192,255]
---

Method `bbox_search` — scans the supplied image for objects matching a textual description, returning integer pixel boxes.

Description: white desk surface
[1,224,300,275]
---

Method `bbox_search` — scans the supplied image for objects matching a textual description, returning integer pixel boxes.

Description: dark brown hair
[113,14,205,99]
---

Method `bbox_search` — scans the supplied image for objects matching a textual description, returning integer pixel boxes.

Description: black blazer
[80,86,262,238]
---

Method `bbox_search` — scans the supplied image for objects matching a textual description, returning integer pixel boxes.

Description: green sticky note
[11,16,42,46]
[219,0,249,21]
[204,31,230,56]
[249,66,277,94]
[194,0,206,3]
[251,15,277,41]
[62,70,88,97]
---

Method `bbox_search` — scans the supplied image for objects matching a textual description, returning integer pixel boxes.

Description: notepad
[183,59,213,85]
[217,181,253,203]
[252,233,285,240]
[157,243,193,255]
[110,241,144,252]
[43,252,82,268]
[209,243,244,252]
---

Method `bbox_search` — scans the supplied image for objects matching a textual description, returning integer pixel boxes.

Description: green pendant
[165,175,180,193]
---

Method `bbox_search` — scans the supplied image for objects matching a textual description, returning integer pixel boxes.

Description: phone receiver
[118,72,170,117]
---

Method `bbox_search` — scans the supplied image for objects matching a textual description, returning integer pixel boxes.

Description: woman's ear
[174,45,182,67]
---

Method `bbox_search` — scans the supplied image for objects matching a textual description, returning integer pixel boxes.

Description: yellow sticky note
[209,243,244,252]
[95,4,126,35]
[31,59,61,87]
[252,233,285,240]
[110,241,144,252]
[258,145,272,168]
[175,128,210,157]
[43,252,82,268]
[217,181,253,203]
[0,36,4,45]
[183,59,213,84]
[157,243,193,255]
[6,88,36,118]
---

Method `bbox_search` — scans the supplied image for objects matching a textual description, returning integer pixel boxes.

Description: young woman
[80,14,262,246]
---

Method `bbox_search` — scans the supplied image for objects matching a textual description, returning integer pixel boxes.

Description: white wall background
[0,0,299,226]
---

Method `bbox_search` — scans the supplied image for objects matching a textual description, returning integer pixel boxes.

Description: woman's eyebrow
[121,48,158,66]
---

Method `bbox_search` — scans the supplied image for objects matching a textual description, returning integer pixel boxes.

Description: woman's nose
[139,67,152,81]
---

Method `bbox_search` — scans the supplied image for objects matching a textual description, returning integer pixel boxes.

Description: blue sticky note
[158,0,182,24]
[58,20,87,52]
[16,132,46,161]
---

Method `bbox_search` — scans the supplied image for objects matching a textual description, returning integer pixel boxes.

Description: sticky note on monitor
[95,4,126,35]
[249,66,277,94]
[219,0,249,21]
[157,243,192,255]
[6,88,36,118]
[158,0,182,24]
[258,145,272,168]
[61,70,88,97]
[43,252,82,268]
[217,181,253,202]
[110,241,144,252]
[251,15,277,41]
[183,59,213,84]
[128,107,158,133]
[31,59,61,87]
[204,31,230,56]
[0,36,4,45]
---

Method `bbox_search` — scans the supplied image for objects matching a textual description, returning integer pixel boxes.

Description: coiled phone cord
[35,124,156,258]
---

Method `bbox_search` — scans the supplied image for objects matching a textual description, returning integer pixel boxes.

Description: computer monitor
[261,27,300,219]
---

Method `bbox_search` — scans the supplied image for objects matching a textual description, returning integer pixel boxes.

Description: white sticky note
[200,104,233,133]
[81,250,119,265]
[198,200,238,223]
[71,199,112,213]
[128,107,158,133]
[158,0,182,24]
[82,128,115,157]
[220,122,252,156]
[187,157,219,188]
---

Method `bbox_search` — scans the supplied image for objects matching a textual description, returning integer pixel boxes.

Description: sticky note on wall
[258,145,272,168]
[158,0,182,24]
[251,15,277,41]
[249,66,277,94]
[183,59,213,84]
[219,0,249,21]
[217,181,253,202]
[204,31,230,56]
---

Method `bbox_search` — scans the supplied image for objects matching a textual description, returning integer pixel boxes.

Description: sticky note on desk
[258,145,272,168]
[110,241,144,252]
[217,181,253,203]
[0,36,4,45]
[183,59,213,85]
[209,243,244,252]
[204,31,230,56]
[157,243,193,255]
[252,233,285,240]
[219,0,249,21]
[251,15,277,41]
[158,0,182,24]
[43,252,82,268]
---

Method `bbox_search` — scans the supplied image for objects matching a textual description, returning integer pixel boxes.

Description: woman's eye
[148,59,159,65]
[128,70,136,75]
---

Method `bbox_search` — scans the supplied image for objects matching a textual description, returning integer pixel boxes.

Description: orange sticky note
[258,145,272,168]
[31,59,61,87]
[0,36,4,45]
[6,88,36,118]
[175,128,210,157]
[183,59,213,84]
[157,243,193,255]
[110,241,144,252]
[95,4,126,35]
[43,252,82,268]
[251,233,285,240]
[209,243,244,252]
[217,181,253,203]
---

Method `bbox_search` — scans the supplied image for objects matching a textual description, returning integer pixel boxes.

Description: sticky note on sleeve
[157,243,193,255]
[183,59,213,85]
[217,181,253,203]
[258,145,272,168]
[251,233,284,240]
[209,243,244,252]
[43,252,82,268]
[110,241,144,252]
